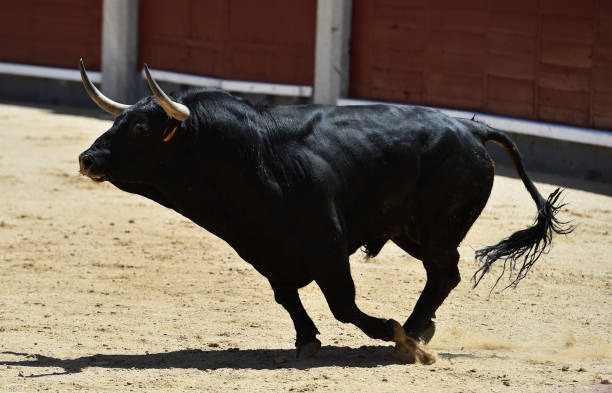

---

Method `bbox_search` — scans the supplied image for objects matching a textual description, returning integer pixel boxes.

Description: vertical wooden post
[101,0,140,103]
[313,0,352,104]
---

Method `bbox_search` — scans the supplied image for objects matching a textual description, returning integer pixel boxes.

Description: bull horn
[144,64,190,121]
[79,58,130,116]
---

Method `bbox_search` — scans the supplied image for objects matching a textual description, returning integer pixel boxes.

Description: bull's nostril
[80,155,94,172]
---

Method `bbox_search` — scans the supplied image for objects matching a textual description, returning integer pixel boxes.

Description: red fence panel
[350,0,612,130]
[138,0,316,85]
[0,0,102,70]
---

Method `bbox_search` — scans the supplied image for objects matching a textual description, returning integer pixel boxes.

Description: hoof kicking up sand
[391,320,436,364]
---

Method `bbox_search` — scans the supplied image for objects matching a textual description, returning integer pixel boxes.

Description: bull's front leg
[269,281,321,359]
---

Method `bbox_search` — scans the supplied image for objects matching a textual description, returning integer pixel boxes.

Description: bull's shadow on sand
[1,347,478,376]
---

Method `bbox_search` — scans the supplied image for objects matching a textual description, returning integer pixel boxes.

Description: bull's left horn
[144,64,190,121]
[79,58,130,116]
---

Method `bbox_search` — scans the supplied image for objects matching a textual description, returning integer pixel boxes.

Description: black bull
[78,61,571,362]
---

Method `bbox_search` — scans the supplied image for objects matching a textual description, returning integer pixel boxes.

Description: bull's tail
[472,129,573,289]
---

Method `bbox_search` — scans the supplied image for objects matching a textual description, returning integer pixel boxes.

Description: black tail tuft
[472,188,574,289]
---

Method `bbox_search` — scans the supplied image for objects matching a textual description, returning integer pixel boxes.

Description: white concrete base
[0,62,101,83]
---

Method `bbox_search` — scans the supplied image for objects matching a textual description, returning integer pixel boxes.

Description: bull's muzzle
[78,152,106,182]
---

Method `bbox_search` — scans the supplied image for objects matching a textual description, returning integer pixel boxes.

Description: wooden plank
[428,0,487,10]
[487,75,534,102]
[487,53,535,80]
[370,25,426,50]
[191,0,229,43]
[592,64,612,92]
[432,9,489,33]
[602,0,612,16]
[371,1,426,28]
[427,30,487,55]
[367,49,425,72]
[538,105,590,126]
[540,41,593,68]
[487,32,537,57]
[489,0,538,13]
[541,15,596,44]
[592,115,612,130]
[540,0,596,17]
[539,87,590,111]
[486,98,534,118]
[371,69,423,99]
[538,64,591,92]
[489,12,538,36]
[425,73,483,108]
[598,15,612,44]
[592,91,612,116]
[426,50,486,76]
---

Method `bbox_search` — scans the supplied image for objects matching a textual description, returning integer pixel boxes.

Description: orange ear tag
[163,126,178,142]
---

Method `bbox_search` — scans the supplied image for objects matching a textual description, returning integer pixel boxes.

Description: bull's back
[265,104,487,251]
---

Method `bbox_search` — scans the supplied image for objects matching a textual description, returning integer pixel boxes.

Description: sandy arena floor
[0,101,610,392]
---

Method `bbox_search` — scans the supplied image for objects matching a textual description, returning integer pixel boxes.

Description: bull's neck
[151,122,276,245]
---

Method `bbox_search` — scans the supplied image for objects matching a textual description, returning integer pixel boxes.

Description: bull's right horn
[79,58,130,116]
[144,64,190,121]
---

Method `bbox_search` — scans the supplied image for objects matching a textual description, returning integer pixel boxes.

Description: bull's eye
[131,123,150,137]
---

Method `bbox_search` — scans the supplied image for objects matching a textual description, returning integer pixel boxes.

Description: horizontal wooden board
[592,91,612,116]
[425,50,486,77]
[598,15,612,44]
[489,0,538,13]
[487,33,537,57]
[486,98,534,118]
[541,15,596,44]
[538,105,590,127]
[592,65,612,92]
[428,9,489,33]
[592,115,612,129]
[538,64,591,92]
[488,12,538,36]
[426,30,487,55]
[539,0,596,17]
[487,75,534,102]
[425,73,483,106]
[540,41,593,68]
[487,53,536,80]
[428,0,488,10]
[539,88,590,111]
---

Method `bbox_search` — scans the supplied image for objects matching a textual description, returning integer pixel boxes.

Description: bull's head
[78,59,190,184]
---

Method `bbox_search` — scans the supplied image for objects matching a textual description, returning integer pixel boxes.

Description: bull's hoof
[391,319,435,364]
[410,320,436,345]
[296,339,321,359]
[394,337,436,365]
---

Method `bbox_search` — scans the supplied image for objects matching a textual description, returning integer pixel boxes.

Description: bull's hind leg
[395,160,493,344]
[312,252,434,363]
[395,242,461,343]
[269,281,321,359]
